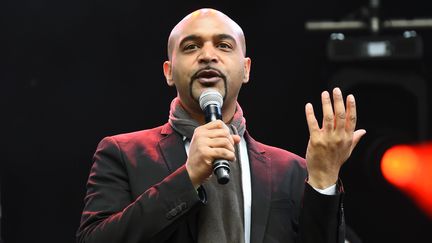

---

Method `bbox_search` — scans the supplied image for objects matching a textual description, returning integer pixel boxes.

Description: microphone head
[199,89,223,111]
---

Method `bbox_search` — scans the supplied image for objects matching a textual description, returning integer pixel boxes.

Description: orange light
[381,143,432,218]
[381,145,419,188]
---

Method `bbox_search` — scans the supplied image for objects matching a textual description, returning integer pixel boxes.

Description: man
[77,8,366,243]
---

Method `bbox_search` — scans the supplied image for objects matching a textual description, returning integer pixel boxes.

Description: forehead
[171,11,243,44]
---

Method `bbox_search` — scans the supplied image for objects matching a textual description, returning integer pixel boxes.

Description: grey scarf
[168,97,246,139]
[168,97,246,243]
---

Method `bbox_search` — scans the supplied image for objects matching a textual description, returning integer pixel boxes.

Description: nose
[198,43,218,64]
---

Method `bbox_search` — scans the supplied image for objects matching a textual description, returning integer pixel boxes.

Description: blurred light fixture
[327,32,423,61]
[381,143,432,218]
[305,0,432,61]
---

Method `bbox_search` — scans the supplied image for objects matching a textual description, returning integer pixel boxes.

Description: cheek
[171,66,194,94]
[227,63,247,83]
[226,63,247,93]
[231,58,246,74]
[171,64,190,83]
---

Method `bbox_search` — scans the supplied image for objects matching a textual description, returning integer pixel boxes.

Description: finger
[232,134,241,144]
[345,94,357,133]
[205,128,232,140]
[209,137,235,152]
[351,129,367,150]
[209,148,236,162]
[206,120,232,135]
[305,103,319,135]
[203,120,226,129]
[332,87,346,132]
[321,91,334,131]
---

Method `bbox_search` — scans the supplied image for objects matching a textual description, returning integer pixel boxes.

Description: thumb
[351,129,366,150]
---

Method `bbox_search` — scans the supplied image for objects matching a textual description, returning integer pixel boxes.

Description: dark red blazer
[77,123,344,243]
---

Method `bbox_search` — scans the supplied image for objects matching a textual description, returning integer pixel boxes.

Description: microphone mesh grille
[199,89,223,110]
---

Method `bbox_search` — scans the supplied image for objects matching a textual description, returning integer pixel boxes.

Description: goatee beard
[189,66,228,104]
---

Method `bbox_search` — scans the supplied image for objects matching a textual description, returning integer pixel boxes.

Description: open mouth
[194,69,224,85]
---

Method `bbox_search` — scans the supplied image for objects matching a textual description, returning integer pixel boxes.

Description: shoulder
[246,132,308,193]
[96,124,169,153]
[246,132,307,172]
[110,125,165,144]
[258,141,304,162]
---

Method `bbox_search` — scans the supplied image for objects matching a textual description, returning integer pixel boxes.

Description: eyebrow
[178,34,237,48]
[178,34,201,48]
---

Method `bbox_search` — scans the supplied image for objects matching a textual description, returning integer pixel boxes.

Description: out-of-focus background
[1,0,431,242]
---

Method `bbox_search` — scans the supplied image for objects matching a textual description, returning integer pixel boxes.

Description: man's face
[164,10,251,113]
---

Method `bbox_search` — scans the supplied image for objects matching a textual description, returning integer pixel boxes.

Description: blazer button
[176,202,187,212]
[166,209,178,220]
[180,202,187,210]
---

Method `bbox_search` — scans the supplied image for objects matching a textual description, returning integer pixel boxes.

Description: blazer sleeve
[298,181,345,243]
[76,136,206,243]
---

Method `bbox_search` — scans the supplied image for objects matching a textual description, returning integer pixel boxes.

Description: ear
[242,57,251,84]
[163,61,174,86]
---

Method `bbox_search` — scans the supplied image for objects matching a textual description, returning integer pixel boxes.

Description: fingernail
[322,91,329,98]
[334,87,341,95]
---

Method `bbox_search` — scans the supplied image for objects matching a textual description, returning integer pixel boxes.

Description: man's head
[163,8,251,121]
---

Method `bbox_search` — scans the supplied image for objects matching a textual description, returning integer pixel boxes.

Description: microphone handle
[204,104,230,184]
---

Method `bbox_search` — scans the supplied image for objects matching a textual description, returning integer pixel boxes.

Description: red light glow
[381,143,432,218]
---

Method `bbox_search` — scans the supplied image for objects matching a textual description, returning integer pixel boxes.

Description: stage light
[326,34,423,61]
[381,143,432,218]
[381,145,419,188]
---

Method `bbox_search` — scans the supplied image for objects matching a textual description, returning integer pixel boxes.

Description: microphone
[199,89,230,184]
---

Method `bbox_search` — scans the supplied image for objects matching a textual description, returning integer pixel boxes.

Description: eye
[183,43,199,52]
[217,42,233,50]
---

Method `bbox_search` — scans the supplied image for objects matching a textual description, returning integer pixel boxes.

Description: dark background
[1,0,431,242]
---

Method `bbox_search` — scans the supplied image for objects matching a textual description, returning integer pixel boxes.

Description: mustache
[191,66,227,81]
[189,66,228,102]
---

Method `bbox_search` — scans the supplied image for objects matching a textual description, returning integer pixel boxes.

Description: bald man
[77,8,365,243]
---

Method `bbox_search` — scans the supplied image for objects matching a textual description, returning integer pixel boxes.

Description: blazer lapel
[158,123,199,242]
[246,132,271,243]
[158,123,187,172]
